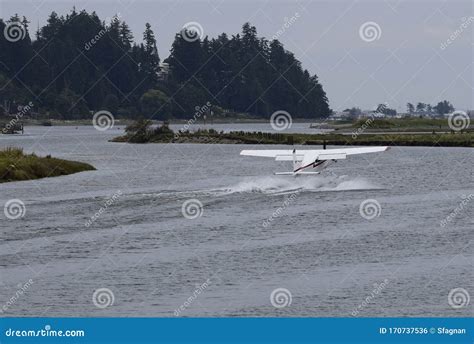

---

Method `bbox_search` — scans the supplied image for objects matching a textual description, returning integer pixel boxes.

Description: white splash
[217,175,380,195]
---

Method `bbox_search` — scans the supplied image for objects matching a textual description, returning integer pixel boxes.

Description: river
[0,125,472,317]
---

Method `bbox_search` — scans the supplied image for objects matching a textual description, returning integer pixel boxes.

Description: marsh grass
[352,117,461,129]
[113,127,474,147]
[0,147,95,183]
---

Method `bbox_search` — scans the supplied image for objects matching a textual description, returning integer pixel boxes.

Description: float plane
[240,147,389,176]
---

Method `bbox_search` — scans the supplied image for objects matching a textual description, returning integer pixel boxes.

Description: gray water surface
[0,126,472,317]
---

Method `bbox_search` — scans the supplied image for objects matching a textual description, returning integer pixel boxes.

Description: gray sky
[1,0,472,112]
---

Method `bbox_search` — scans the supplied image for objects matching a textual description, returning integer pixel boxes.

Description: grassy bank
[338,117,474,134]
[351,117,449,129]
[112,127,474,147]
[302,133,473,147]
[0,148,95,183]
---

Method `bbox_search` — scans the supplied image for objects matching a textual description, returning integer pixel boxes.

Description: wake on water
[214,175,382,196]
[90,175,382,201]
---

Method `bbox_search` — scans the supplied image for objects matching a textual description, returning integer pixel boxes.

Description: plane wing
[240,147,389,160]
[240,147,389,174]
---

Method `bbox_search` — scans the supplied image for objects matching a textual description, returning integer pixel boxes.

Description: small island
[0,148,95,183]
[111,119,473,147]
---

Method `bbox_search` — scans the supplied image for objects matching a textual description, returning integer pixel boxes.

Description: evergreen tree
[141,23,160,82]
[416,102,426,113]
[433,100,454,115]
[167,30,203,83]
[0,9,331,120]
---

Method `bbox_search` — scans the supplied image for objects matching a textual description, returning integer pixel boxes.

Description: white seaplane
[240,146,389,175]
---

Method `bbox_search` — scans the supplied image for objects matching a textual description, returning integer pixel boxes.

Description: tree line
[344,99,456,118]
[406,101,454,116]
[0,9,331,120]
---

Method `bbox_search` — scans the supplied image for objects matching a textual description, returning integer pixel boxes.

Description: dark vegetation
[406,101,455,116]
[0,9,330,121]
[113,122,473,147]
[345,100,457,118]
[0,147,95,183]
[351,118,453,130]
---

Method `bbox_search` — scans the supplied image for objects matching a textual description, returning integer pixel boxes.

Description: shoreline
[0,148,96,183]
[111,130,474,148]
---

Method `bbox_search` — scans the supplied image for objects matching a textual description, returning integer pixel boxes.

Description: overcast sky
[1,0,472,112]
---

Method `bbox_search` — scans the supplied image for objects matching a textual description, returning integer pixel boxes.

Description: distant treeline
[406,101,454,115]
[0,9,331,120]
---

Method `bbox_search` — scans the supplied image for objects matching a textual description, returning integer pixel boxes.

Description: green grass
[351,117,454,129]
[112,127,474,147]
[302,133,473,147]
[0,147,95,183]
[220,131,473,147]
